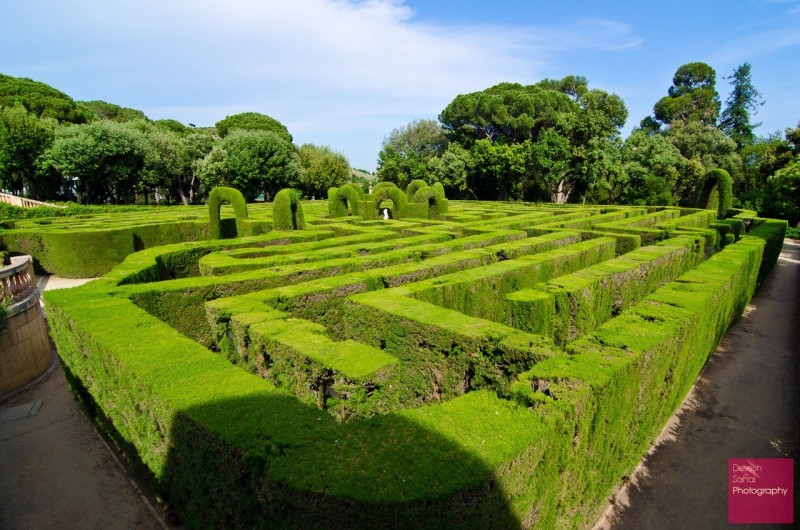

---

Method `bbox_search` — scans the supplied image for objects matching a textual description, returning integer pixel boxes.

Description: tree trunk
[551,178,571,204]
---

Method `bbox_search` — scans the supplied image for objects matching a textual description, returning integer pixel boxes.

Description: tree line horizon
[0,61,798,227]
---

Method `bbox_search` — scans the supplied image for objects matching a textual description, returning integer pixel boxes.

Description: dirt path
[1,275,168,529]
[595,239,800,529]
[0,362,167,529]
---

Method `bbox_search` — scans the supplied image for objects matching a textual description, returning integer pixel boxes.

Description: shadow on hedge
[162,391,520,529]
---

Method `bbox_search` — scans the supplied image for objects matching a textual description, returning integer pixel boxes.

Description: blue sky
[2,0,798,171]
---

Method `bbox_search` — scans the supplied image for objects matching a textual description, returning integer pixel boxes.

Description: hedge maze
[30,195,786,528]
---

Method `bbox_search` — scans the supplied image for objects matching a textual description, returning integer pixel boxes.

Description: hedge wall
[40,202,786,528]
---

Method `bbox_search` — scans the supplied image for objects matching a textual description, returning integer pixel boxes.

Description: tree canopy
[297,144,350,198]
[376,119,447,189]
[44,120,146,204]
[648,62,720,128]
[221,129,300,202]
[0,106,56,198]
[215,112,293,143]
[0,74,92,123]
[433,77,627,202]
[79,100,148,123]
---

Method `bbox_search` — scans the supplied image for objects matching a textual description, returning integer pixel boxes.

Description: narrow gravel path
[595,239,799,529]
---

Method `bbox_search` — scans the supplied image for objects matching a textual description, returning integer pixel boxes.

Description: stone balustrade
[1,255,36,301]
[0,192,66,209]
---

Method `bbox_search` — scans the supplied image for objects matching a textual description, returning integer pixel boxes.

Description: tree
[559,88,627,202]
[439,82,577,146]
[0,105,56,199]
[616,129,692,205]
[221,130,300,201]
[736,123,799,212]
[153,119,191,136]
[215,112,292,143]
[427,143,472,198]
[719,63,764,150]
[529,129,573,202]
[765,157,800,226]
[0,73,92,123]
[376,119,447,188]
[181,132,217,203]
[196,145,229,194]
[297,144,350,198]
[138,126,187,204]
[665,121,741,204]
[647,62,720,128]
[438,78,627,202]
[42,121,146,204]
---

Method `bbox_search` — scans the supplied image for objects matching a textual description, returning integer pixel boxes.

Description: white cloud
[2,0,644,169]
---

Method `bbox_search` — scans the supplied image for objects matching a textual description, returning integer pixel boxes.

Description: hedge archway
[412,186,448,218]
[372,181,397,194]
[328,184,364,218]
[208,187,248,239]
[273,189,306,230]
[327,187,346,217]
[405,179,429,200]
[695,168,733,219]
[371,186,407,220]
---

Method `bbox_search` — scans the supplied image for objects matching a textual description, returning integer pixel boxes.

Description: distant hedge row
[40,201,786,528]
[0,193,325,276]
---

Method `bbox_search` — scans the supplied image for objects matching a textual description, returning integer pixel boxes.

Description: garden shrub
[412,186,449,218]
[371,181,397,193]
[326,187,345,218]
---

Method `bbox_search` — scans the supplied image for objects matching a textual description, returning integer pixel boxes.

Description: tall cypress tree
[719,63,764,149]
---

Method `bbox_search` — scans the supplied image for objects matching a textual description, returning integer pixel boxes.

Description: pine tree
[719,63,764,150]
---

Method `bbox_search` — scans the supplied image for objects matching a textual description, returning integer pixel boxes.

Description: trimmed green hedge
[406,179,429,200]
[695,168,733,219]
[40,201,785,528]
[208,187,248,239]
[272,189,306,230]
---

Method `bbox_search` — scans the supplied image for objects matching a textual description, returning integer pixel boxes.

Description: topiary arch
[208,187,248,239]
[412,186,449,218]
[405,179,429,200]
[371,181,397,194]
[371,186,407,220]
[328,184,364,218]
[273,189,306,230]
[327,187,345,218]
[695,168,733,219]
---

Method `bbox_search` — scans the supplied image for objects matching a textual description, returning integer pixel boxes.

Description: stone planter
[0,256,52,397]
